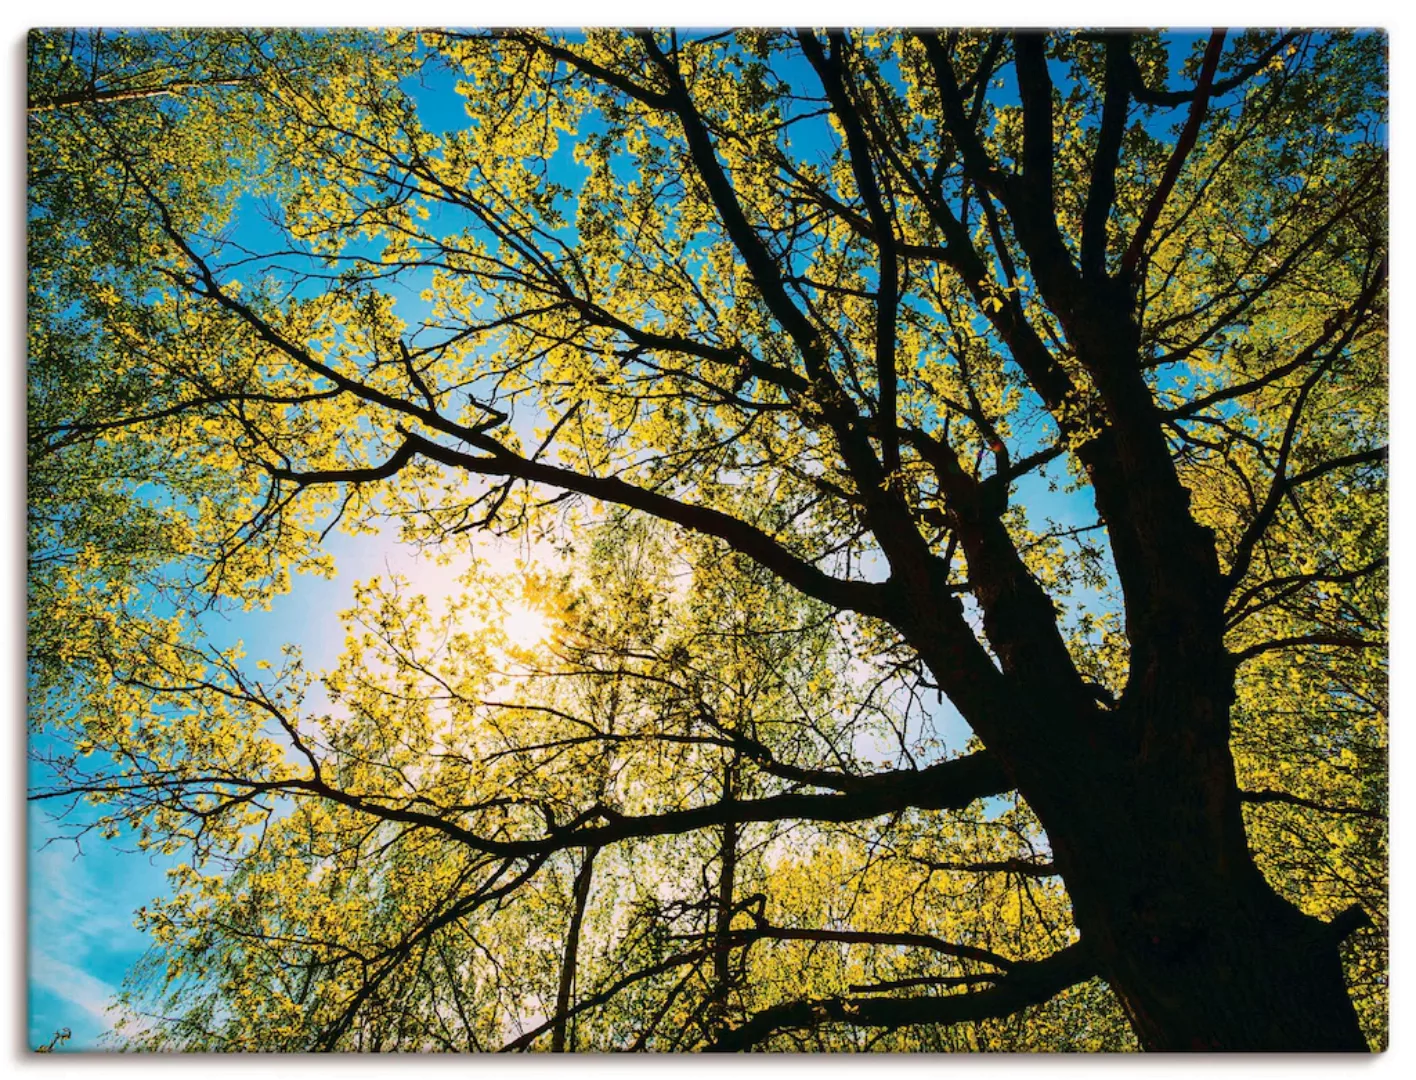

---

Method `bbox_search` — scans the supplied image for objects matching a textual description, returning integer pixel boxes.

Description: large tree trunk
[915,483,1369,1053]
[1026,690,1367,1051]
[1094,884,1365,1051]
[1011,301,1369,1050]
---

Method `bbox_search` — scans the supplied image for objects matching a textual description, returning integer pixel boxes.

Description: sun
[499,599,552,653]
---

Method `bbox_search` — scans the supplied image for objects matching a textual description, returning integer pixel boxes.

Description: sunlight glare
[500,599,551,653]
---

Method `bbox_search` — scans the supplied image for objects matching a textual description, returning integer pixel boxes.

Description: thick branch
[1230,633,1382,664]
[1121,31,1226,277]
[708,940,1094,1051]
[799,29,902,475]
[1080,35,1132,278]
[400,430,888,619]
[1013,33,1056,210]
[1128,32,1301,108]
[38,749,1010,862]
[29,75,255,111]
[729,925,1015,972]
[1239,789,1383,822]
[1226,433,1386,595]
[1168,261,1388,422]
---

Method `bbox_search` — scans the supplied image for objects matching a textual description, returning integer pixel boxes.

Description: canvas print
[27,28,1387,1052]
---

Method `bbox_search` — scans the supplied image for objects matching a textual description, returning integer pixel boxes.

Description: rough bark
[1048,719,1365,1051]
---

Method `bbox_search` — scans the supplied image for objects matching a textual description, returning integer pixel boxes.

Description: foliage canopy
[28,27,1386,1051]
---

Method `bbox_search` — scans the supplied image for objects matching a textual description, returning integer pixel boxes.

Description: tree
[28,28,1386,1051]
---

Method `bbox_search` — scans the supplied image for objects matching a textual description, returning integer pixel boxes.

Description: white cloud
[29,839,137,955]
[27,811,174,1047]
[29,951,120,1024]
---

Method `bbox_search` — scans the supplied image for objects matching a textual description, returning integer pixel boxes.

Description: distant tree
[29,28,1386,1051]
[35,1027,73,1053]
